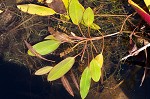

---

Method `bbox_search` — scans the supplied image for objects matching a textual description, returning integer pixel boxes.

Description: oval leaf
[80,67,91,99]
[35,66,53,75]
[69,0,84,25]
[90,58,101,82]
[83,7,94,26]
[95,53,103,68]
[17,4,56,16]
[28,40,61,56]
[47,57,75,81]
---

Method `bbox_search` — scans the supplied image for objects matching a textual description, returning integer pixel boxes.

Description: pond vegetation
[0,0,150,99]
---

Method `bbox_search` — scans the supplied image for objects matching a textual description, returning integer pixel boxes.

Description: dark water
[0,57,76,99]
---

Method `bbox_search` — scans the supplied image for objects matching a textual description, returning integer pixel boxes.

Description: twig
[121,43,150,61]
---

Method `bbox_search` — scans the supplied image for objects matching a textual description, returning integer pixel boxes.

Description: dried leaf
[70,70,79,90]
[35,66,53,75]
[17,4,56,16]
[47,57,75,81]
[24,40,54,62]
[47,0,66,14]
[48,27,72,42]
[61,76,74,96]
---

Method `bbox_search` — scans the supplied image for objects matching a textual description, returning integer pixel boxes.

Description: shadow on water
[0,56,77,99]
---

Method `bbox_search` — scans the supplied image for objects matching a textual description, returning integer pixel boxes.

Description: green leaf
[60,14,70,22]
[95,53,103,68]
[69,0,84,25]
[17,4,56,16]
[0,10,3,13]
[47,57,75,81]
[90,23,100,30]
[89,58,101,82]
[44,35,56,40]
[80,67,91,99]
[81,21,100,30]
[35,66,53,75]
[28,40,61,56]
[62,0,71,11]
[83,7,94,26]
[144,0,150,12]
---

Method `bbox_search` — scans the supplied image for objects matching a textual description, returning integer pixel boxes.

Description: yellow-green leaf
[90,23,101,30]
[83,7,94,26]
[17,4,56,16]
[0,10,3,13]
[95,53,103,68]
[35,66,53,75]
[28,40,61,56]
[44,35,56,40]
[80,67,91,99]
[144,0,150,12]
[90,58,101,82]
[81,21,100,30]
[69,0,84,25]
[62,0,71,11]
[47,57,75,81]
[60,14,70,21]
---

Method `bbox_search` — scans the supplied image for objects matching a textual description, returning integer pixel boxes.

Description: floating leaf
[61,76,74,96]
[128,0,150,25]
[90,58,101,82]
[25,40,54,62]
[69,0,84,25]
[62,0,70,10]
[28,40,61,56]
[81,21,100,30]
[35,66,53,75]
[83,7,94,26]
[47,57,75,81]
[144,0,150,12]
[90,23,101,30]
[95,53,103,68]
[17,4,56,16]
[44,35,56,40]
[80,67,91,99]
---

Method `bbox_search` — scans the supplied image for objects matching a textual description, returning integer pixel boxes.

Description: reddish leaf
[128,0,150,25]
[61,76,74,96]
[70,70,79,90]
